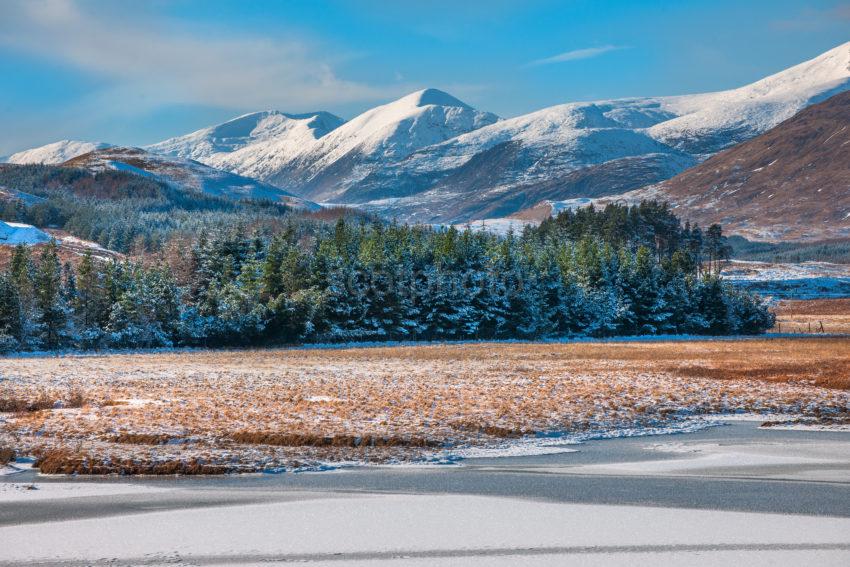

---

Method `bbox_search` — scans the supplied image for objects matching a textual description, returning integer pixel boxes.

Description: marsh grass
[33,449,230,475]
[1,337,848,474]
[771,298,850,335]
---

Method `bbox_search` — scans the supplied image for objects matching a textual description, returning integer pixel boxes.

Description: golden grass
[1,338,848,474]
[33,449,229,475]
[0,389,86,413]
[110,432,176,445]
[230,432,440,448]
[775,298,850,316]
[771,298,850,335]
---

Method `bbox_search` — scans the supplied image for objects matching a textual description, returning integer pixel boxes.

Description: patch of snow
[0,460,32,476]
[451,419,719,460]
[453,218,537,235]
[0,481,168,502]
[763,423,850,432]
[0,221,51,245]
[721,260,850,299]
[304,396,343,403]
[59,235,105,250]
[549,198,595,214]
[7,140,112,164]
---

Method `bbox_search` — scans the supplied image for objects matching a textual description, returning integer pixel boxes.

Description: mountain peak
[209,110,343,140]
[403,88,472,109]
[147,110,344,162]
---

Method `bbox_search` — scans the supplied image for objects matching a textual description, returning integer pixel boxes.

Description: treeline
[728,235,850,264]
[0,202,773,352]
[0,164,295,253]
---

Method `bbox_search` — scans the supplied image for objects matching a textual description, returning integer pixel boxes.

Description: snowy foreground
[2,493,848,567]
[2,422,850,566]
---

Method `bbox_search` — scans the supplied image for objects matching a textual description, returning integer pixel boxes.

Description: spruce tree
[33,241,69,349]
[0,273,23,346]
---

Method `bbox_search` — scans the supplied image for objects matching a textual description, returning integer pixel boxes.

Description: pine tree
[9,244,35,345]
[74,250,108,332]
[0,273,23,348]
[33,241,69,349]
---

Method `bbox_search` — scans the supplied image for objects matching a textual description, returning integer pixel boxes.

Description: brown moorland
[0,338,848,474]
[771,298,850,335]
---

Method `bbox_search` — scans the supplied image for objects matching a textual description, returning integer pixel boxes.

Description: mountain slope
[7,140,113,165]
[614,90,850,241]
[647,41,850,155]
[63,147,319,210]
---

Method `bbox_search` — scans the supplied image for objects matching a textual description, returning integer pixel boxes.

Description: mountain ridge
[8,42,850,228]
[8,140,114,165]
[146,43,850,222]
[63,146,319,211]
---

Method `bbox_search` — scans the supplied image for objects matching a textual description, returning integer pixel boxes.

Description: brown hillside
[647,90,850,241]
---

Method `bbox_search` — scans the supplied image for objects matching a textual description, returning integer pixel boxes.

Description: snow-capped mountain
[7,140,113,165]
[282,88,500,202]
[151,88,500,202]
[144,43,850,224]
[353,42,850,223]
[147,110,344,163]
[63,147,319,211]
[13,42,850,226]
[646,40,850,155]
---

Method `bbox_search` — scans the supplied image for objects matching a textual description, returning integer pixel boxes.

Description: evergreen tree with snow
[0,273,23,349]
[33,240,70,349]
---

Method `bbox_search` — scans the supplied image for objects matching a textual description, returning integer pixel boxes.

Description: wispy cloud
[770,4,850,31]
[0,0,406,114]
[526,45,626,67]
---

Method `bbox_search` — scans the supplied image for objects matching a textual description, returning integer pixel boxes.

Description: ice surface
[2,493,850,566]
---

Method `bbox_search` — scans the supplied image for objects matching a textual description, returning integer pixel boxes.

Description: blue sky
[0,0,848,155]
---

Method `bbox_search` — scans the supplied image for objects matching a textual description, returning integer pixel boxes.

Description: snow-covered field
[722,261,850,299]
[1,339,848,474]
[0,480,166,502]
